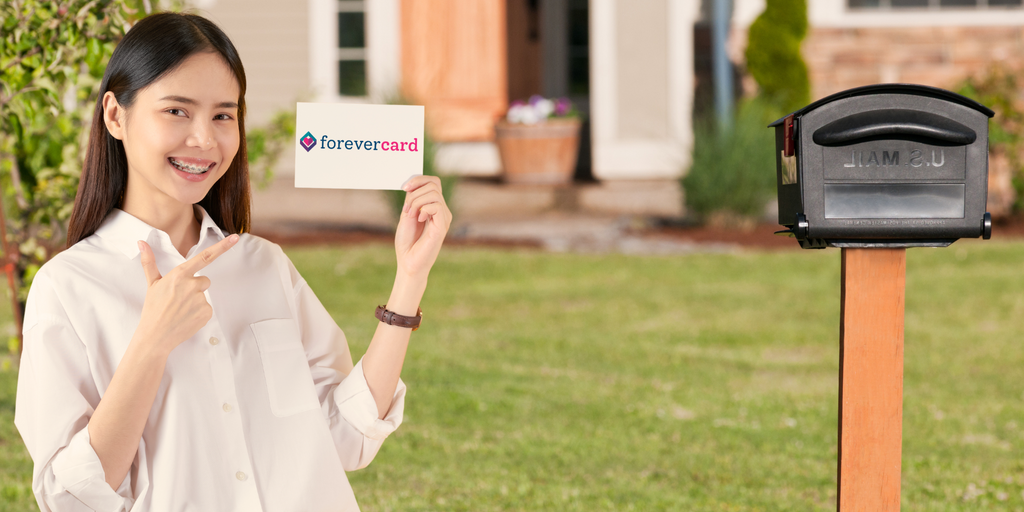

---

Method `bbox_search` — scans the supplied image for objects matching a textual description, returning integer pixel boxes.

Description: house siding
[195,0,311,126]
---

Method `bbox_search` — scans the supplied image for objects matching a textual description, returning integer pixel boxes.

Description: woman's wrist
[128,326,174,363]
[386,272,428,317]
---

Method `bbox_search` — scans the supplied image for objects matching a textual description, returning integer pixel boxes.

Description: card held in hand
[294,102,425,190]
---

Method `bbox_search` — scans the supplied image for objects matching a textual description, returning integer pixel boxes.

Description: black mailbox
[770,84,995,249]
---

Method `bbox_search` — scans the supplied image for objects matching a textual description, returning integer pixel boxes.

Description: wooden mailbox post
[838,248,906,511]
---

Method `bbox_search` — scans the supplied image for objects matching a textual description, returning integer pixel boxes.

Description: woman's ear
[102,91,127,140]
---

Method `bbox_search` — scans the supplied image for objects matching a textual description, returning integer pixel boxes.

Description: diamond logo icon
[299,131,317,152]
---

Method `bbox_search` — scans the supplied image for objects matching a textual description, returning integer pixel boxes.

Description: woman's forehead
[142,52,240,105]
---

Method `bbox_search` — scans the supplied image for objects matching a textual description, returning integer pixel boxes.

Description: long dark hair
[67,12,250,247]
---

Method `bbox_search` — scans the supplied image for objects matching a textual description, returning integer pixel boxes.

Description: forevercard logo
[299,131,317,152]
[298,132,420,153]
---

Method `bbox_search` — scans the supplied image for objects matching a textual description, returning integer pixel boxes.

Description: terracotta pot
[495,118,581,185]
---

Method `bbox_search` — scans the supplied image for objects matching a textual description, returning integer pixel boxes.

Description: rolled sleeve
[48,428,133,512]
[334,359,405,440]
[325,359,406,470]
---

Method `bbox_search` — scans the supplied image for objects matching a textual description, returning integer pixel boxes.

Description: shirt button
[222,403,232,412]
[236,471,247,481]
[209,337,220,346]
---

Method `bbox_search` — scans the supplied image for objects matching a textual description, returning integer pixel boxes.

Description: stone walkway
[250,175,750,254]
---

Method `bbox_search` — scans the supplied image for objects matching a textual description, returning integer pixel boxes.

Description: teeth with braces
[169,158,213,174]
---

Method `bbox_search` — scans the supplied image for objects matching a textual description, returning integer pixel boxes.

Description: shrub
[0,1,151,309]
[956,66,1024,215]
[683,99,778,223]
[246,109,296,189]
[744,0,810,114]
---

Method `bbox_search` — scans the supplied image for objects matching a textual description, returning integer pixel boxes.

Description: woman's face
[105,51,241,209]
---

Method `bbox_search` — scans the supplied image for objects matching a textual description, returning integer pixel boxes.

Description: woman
[14,12,450,512]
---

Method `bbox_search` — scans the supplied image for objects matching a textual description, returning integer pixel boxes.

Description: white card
[294,103,424,190]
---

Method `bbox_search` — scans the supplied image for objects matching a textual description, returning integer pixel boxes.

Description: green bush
[246,108,296,189]
[683,0,808,225]
[744,0,810,114]
[956,66,1024,213]
[0,1,148,303]
[683,100,778,222]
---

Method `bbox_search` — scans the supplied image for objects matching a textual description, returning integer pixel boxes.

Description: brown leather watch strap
[375,305,423,331]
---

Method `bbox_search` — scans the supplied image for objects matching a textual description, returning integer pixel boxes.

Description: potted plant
[495,95,582,185]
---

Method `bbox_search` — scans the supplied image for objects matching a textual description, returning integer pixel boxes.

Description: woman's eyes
[164,109,234,121]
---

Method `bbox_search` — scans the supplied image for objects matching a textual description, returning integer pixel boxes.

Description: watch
[375,305,423,331]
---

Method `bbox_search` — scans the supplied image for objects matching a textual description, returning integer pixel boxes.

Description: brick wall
[731,25,1024,101]
[803,26,1024,100]
[800,26,1024,217]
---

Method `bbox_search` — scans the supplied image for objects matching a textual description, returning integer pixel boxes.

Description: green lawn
[2,241,1023,511]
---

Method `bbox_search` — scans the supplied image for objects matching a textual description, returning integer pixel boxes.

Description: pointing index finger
[179,234,240,275]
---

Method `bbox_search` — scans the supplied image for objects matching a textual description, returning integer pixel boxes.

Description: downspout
[712,0,734,131]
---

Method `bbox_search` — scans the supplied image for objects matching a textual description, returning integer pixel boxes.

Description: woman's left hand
[394,175,452,281]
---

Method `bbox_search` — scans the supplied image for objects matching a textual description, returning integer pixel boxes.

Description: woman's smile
[168,156,216,181]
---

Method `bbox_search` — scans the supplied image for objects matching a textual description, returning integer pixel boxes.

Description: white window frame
[308,0,401,103]
[848,0,1023,9]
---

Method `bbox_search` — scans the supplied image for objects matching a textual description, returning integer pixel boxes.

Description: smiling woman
[14,11,450,512]
[103,51,242,250]
[67,13,252,248]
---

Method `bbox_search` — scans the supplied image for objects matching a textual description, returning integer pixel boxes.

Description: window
[849,0,1022,8]
[567,0,589,96]
[337,0,367,97]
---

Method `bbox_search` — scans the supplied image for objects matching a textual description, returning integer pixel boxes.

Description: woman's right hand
[135,234,239,354]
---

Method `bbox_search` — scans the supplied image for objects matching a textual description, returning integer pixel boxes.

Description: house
[191,0,1024,227]
[193,0,698,184]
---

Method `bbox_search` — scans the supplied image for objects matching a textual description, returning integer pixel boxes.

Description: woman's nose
[186,121,217,150]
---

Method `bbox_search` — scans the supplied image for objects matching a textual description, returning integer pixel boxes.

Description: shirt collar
[94,205,226,260]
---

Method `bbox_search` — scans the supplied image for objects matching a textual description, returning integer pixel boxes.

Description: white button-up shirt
[15,207,405,512]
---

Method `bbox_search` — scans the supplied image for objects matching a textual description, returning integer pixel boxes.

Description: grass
[2,241,1024,510]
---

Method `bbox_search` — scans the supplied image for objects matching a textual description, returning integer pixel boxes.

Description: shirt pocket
[250,318,321,417]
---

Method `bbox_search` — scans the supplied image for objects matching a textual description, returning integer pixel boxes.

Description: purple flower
[506,96,576,123]
[555,98,572,116]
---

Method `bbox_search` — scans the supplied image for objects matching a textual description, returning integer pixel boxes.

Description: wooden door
[401,0,508,142]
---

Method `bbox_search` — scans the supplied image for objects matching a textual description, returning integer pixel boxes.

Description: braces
[169,158,212,174]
